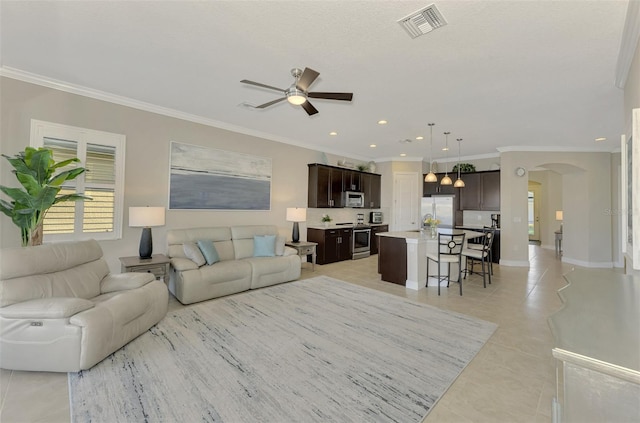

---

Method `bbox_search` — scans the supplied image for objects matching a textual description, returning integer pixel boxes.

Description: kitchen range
[306,213,388,265]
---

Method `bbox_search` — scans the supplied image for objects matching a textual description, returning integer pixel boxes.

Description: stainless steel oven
[352,227,371,260]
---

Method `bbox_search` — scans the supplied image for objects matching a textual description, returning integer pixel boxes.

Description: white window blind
[30,120,125,242]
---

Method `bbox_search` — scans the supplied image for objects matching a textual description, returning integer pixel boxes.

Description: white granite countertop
[377,228,485,241]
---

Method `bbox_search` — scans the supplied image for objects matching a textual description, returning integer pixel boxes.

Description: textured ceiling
[0,1,629,162]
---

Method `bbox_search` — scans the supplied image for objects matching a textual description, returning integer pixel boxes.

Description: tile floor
[1,245,580,422]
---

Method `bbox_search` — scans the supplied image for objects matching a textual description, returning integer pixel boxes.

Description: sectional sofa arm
[170,257,199,271]
[100,272,156,293]
[0,297,94,319]
[283,246,298,257]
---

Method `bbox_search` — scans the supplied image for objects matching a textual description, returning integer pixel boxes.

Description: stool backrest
[438,233,466,259]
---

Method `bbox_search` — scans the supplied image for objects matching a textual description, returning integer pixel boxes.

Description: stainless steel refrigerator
[421,196,455,228]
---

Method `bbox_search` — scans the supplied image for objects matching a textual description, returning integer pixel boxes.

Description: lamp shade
[286,207,307,222]
[555,210,563,221]
[129,207,166,227]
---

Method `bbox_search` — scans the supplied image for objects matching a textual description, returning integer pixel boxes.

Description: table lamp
[286,207,306,243]
[129,206,166,259]
[556,210,563,233]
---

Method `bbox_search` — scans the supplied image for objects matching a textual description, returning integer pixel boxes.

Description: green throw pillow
[253,235,276,257]
[197,239,220,265]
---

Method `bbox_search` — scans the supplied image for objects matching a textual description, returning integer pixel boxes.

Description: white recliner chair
[0,239,168,372]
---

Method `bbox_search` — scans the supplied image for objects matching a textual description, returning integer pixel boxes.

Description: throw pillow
[197,239,220,265]
[253,235,276,257]
[183,242,206,267]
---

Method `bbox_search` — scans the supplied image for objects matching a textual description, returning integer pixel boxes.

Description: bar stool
[462,230,494,288]
[426,232,466,295]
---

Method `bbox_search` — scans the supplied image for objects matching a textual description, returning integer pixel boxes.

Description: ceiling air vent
[398,4,447,39]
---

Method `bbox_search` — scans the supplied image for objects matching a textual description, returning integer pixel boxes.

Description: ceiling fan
[240,67,353,116]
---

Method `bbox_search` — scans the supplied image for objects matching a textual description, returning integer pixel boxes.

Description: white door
[528,184,541,241]
[392,172,419,231]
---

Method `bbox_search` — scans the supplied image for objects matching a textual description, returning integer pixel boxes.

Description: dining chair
[462,229,495,288]
[426,232,466,295]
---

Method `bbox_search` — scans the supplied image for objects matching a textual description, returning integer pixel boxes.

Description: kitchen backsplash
[462,210,497,227]
[307,208,387,225]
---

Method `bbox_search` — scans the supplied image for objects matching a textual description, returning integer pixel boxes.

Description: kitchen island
[376,228,484,290]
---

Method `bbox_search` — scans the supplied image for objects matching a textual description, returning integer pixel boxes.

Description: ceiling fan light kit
[241,67,353,116]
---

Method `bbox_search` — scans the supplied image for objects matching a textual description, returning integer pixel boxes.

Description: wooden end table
[285,241,318,271]
[119,254,171,281]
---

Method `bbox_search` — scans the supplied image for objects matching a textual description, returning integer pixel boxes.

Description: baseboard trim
[561,257,614,268]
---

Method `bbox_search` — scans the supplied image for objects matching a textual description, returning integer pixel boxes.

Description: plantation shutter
[83,144,116,233]
[42,138,78,235]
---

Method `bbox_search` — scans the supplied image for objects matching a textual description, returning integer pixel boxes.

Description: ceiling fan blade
[308,92,353,101]
[296,68,320,91]
[240,79,285,93]
[255,97,287,109]
[301,100,319,116]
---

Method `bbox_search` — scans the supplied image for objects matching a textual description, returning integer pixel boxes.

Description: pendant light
[424,123,437,182]
[454,138,465,188]
[440,132,452,185]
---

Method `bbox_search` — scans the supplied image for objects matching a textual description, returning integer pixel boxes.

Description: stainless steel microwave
[343,191,365,208]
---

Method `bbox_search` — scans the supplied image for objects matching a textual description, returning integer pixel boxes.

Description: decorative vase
[323,221,330,228]
[430,224,438,239]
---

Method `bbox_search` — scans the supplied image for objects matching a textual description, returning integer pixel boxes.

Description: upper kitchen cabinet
[361,172,381,208]
[459,170,500,211]
[308,164,344,208]
[423,173,457,196]
[308,164,381,208]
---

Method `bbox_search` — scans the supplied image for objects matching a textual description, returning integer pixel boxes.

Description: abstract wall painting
[169,142,271,210]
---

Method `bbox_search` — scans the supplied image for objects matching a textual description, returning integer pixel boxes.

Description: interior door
[392,172,419,231]
[528,184,541,241]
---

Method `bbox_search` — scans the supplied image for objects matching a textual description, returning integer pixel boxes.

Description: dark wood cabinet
[423,173,457,196]
[370,224,389,255]
[361,173,381,208]
[308,164,344,208]
[377,235,407,285]
[308,164,381,209]
[458,170,500,211]
[307,227,352,265]
[343,170,361,192]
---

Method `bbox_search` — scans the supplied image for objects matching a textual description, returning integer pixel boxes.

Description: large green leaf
[53,193,92,204]
[15,172,41,195]
[48,167,85,187]
[0,186,33,204]
[28,148,54,184]
[50,157,80,170]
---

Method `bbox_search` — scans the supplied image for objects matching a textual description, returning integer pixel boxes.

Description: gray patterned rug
[69,276,496,422]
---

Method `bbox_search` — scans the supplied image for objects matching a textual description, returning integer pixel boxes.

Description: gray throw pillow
[183,242,206,267]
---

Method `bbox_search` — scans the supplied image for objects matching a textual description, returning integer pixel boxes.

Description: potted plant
[0,147,91,246]
[452,163,476,173]
[321,214,332,228]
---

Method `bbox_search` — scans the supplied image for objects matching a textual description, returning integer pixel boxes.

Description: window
[30,120,125,241]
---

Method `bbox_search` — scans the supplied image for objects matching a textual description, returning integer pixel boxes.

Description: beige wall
[0,77,367,272]
[500,151,614,267]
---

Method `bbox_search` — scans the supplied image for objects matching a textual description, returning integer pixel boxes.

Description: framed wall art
[169,141,271,210]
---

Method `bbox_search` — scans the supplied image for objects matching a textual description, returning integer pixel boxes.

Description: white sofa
[167,225,301,304]
[0,239,168,372]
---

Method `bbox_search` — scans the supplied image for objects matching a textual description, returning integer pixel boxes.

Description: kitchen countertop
[307,223,388,230]
[456,225,500,231]
[377,228,485,241]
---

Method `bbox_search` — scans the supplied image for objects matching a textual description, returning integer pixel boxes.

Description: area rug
[69,276,497,422]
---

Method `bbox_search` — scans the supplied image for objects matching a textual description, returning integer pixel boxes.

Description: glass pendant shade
[424,172,437,182]
[454,178,465,187]
[441,174,453,185]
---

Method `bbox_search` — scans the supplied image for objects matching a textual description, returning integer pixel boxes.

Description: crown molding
[615,0,640,89]
[0,66,374,162]
[497,145,616,153]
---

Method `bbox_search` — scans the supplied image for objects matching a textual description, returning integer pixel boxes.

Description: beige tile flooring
[1,245,578,422]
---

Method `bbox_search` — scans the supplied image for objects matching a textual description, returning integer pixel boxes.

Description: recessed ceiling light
[377,120,388,125]
[370,144,377,148]
[595,137,607,142]
[416,136,424,140]
[329,131,338,136]
[400,153,407,157]
[442,147,449,151]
